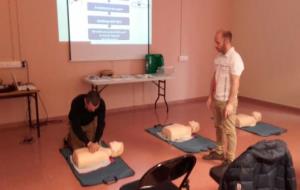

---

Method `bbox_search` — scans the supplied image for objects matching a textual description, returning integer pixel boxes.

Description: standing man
[203,30,244,165]
[66,90,106,153]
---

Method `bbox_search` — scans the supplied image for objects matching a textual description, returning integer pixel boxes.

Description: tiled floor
[0,100,299,190]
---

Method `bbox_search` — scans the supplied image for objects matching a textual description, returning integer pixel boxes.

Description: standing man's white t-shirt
[214,47,244,101]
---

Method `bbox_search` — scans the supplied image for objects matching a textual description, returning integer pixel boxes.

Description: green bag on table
[145,54,164,74]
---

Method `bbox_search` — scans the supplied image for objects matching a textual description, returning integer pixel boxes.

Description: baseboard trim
[239,96,300,114]
[2,96,298,130]
[0,97,207,129]
[0,116,66,131]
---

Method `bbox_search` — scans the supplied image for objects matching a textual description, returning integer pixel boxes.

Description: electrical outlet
[0,61,24,68]
[179,55,189,62]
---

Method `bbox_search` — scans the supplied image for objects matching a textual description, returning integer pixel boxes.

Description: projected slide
[56,0,151,61]
[69,0,149,45]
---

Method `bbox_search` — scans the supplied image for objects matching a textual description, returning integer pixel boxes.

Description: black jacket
[68,94,106,145]
[220,139,297,190]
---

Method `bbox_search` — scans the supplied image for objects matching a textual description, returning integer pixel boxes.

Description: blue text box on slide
[88,16,129,25]
[88,29,129,40]
[88,3,129,13]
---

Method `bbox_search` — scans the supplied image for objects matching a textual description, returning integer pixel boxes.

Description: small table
[0,89,40,137]
[84,73,172,112]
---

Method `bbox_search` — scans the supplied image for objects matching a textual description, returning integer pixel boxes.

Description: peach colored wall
[0,0,230,127]
[231,0,300,108]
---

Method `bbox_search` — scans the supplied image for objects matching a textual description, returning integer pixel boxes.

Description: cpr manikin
[72,141,124,170]
[236,111,262,128]
[161,121,200,142]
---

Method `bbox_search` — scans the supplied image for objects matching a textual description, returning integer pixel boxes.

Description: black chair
[209,164,228,185]
[120,154,197,190]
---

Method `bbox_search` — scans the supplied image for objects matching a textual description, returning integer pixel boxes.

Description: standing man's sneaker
[203,151,224,160]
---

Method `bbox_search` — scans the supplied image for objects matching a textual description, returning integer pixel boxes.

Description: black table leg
[34,92,40,138]
[27,95,33,128]
[154,80,169,112]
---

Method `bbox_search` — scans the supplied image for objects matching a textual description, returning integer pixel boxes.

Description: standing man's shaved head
[215,29,233,54]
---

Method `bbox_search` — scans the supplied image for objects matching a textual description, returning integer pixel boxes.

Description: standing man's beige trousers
[213,99,238,161]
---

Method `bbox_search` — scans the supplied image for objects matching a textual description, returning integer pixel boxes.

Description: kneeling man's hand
[87,141,100,153]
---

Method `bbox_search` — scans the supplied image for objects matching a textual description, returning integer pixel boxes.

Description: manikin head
[189,121,200,133]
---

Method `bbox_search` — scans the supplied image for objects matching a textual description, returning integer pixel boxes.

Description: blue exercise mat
[146,124,216,153]
[239,122,287,137]
[59,146,134,186]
